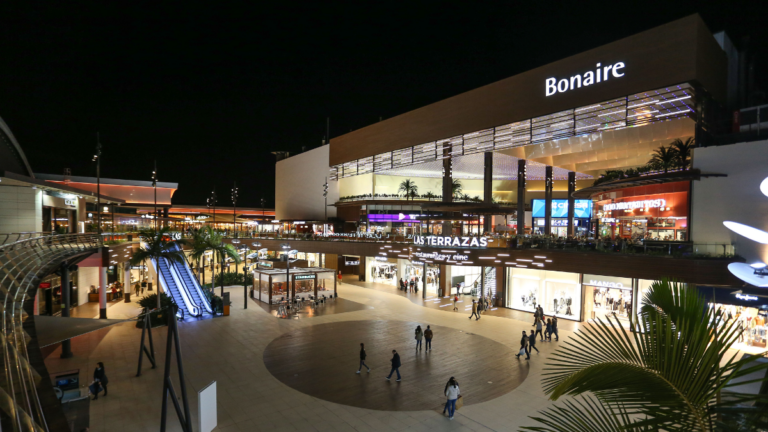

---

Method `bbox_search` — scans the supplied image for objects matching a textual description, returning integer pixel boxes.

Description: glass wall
[506,268,581,321]
[448,266,482,296]
[365,256,398,286]
[582,274,634,327]
[317,272,334,296]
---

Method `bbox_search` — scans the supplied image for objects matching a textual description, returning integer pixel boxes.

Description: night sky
[1,2,766,207]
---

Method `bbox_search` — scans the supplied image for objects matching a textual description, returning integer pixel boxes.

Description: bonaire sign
[546,61,625,97]
[413,236,488,248]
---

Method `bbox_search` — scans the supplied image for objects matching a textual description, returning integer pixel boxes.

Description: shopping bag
[518,348,526,357]
[89,382,101,396]
[455,395,464,410]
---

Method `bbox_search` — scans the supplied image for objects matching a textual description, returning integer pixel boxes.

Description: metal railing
[0,233,102,432]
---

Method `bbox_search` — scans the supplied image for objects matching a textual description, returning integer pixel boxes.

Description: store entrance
[710,304,767,354]
[366,257,398,286]
[584,285,633,326]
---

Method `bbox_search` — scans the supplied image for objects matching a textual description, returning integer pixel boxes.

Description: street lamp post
[152,161,158,231]
[207,189,217,231]
[281,244,297,304]
[232,181,238,239]
[323,178,328,236]
[93,134,102,235]
[260,198,266,236]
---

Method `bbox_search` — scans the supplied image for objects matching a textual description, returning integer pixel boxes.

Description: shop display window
[506,268,581,321]
[710,304,767,352]
[317,273,334,295]
[366,257,398,286]
[582,275,633,327]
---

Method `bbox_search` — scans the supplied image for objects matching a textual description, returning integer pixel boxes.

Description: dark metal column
[516,160,526,237]
[483,152,493,233]
[441,142,453,236]
[544,166,553,237]
[422,262,427,299]
[60,264,73,358]
[567,171,576,237]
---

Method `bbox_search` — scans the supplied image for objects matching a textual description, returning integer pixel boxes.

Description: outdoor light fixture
[280,243,290,250]
[251,242,262,248]
[751,262,768,276]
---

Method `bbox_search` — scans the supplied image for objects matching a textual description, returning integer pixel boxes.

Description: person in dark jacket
[357,343,370,374]
[515,331,529,359]
[424,325,434,351]
[92,362,108,399]
[386,350,401,381]
[528,330,540,355]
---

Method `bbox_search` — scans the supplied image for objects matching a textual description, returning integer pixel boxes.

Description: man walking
[552,316,559,341]
[534,317,544,341]
[386,350,401,381]
[469,300,480,320]
[453,294,459,311]
[424,325,433,351]
[515,331,529,360]
[356,343,370,374]
[528,330,540,355]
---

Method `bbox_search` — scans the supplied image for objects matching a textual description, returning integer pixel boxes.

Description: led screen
[532,199,592,218]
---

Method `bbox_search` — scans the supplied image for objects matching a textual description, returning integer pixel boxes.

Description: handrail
[0,233,102,432]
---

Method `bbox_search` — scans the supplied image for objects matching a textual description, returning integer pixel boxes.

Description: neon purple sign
[367,213,420,222]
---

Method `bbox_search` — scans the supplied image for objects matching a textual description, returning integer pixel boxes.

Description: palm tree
[398,179,419,201]
[188,226,212,287]
[649,146,677,173]
[460,193,470,202]
[424,191,436,201]
[451,179,463,200]
[524,278,768,432]
[205,230,241,296]
[671,137,694,169]
[129,227,187,309]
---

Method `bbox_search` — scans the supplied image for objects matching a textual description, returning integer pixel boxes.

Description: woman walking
[545,318,553,341]
[534,317,544,341]
[92,362,108,399]
[415,325,424,350]
[453,294,459,311]
[443,377,460,420]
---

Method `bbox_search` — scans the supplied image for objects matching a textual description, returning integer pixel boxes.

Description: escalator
[168,244,213,315]
[152,255,201,318]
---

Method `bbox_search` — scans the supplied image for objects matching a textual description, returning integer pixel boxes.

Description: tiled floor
[43,281,576,431]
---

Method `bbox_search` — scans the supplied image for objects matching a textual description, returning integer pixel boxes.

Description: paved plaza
[43,279,578,432]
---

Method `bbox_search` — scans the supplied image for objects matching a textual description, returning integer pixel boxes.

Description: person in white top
[443,377,460,420]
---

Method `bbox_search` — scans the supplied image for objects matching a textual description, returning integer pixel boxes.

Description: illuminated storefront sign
[294,274,315,281]
[532,199,592,218]
[413,251,469,262]
[603,199,666,211]
[584,274,631,289]
[546,61,625,96]
[258,261,273,268]
[413,236,488,248]
[367,213,420,222]
[320,232,383,239]
[64,198,76,206]
[735,293,758,301]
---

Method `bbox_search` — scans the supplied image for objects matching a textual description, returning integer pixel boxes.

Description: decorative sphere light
[761,176,768,198]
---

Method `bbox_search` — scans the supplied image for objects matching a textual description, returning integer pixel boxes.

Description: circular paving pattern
[263,320,528,411]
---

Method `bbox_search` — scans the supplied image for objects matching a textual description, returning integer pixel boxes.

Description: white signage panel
[198,381,217,432]
[603,199,666,211]
[413,236,488,248]
[546,61,625,97]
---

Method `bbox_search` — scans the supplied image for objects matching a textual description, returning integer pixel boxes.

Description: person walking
[534,318,544,341]
[453,294,459,311]
[424,325,433,351]
[515,331,529,360]
[442,377,460,416]
[528,330,540,355]
[477,297,484,315]
[532,307,539,325]
[337,271,343,286]
[385,350,401,381]
[92,362,108,399]
[443,377,461,420]
[468,300,480,320]
[356,343,370,374]
[415,325,424,350]
[552,316,559,341]
[545,318,553,341]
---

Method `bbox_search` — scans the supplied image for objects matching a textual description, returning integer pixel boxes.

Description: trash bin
[124,292,131,303]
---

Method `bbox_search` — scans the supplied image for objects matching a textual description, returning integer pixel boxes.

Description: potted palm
[129,228,187,310]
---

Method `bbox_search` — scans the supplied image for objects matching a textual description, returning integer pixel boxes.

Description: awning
[35,315,131,348]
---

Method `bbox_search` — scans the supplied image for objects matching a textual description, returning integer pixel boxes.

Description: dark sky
[1,1,766,207]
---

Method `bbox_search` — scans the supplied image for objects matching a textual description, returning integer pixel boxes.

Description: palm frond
[523,395,656,432]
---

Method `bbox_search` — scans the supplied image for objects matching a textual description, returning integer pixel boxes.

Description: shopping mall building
[268,15,768,343]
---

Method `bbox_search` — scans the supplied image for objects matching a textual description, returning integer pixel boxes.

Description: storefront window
[506,268,581,321]
[448,266,482,296]
[366,257,398,286]
[583,274,634,327]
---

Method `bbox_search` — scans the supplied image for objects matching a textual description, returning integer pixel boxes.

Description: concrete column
[124,265,131,298]
[60,264,73,358]
[567,171,576,237]
[544,166,553,237]
[516,160,527,237]
[483,152,493,233]
[480,266,485,299]
[422,262,427,299]
[496,266,505,307]
[439,264,448,297]
[441,142,453,236]
[99,266,107,319]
